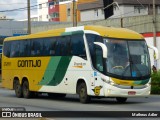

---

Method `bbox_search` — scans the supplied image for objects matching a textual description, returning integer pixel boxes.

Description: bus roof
[84,26,143,39]
[4,25,144,41]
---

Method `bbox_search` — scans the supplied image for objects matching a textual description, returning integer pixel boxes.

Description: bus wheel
[78,82,90,103]
[14,80,23,98]
[22,81,32,98]
[116,97,127,103]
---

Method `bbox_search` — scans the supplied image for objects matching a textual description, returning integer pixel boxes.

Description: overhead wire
[0,2,37,5]
[0,0,159,28]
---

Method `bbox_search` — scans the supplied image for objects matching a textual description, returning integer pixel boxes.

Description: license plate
[128,91,136,95]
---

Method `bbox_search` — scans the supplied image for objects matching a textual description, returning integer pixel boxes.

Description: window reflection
[105,38,150,79]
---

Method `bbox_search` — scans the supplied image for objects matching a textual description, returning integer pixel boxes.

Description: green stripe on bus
[39,57,61,85]
[48,56,72,86]
[39,56,72,86]
[134,79,149,85]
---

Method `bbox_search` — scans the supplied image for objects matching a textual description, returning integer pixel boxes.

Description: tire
[14,80,23,98]
[116,97,127,103]
[48,93,66,99]
[22,80,32,98]
[78,82,90,103]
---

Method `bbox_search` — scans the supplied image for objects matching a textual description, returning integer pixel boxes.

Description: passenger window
[70,34,86,59]
[43,37,56,56]
[61,36,70,56]
[55,37,62,56]
[3,41,11,57]
[19,40,30,57]
[31,39,43,56]
[10,41,20,57]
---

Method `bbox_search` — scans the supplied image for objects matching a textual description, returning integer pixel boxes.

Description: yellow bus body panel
[84,26,143,39]
[2,56,51,91]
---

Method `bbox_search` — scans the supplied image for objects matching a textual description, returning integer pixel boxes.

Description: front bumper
[103,84,150,97]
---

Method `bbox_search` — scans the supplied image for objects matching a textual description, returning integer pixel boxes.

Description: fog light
[107,89,111,94]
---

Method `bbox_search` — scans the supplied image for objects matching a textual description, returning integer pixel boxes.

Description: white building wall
[112,5,148,18]
[80,5,149,21]
[38,0,49,21]
[81,8,104,21]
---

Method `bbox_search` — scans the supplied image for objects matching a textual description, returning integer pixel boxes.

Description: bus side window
[70,34,86,59]
[61,36,70,56]
[31,39,35,56]
[31,39,43,56]
[19,40,30,57]
[3,41,11,57]
[49,37,56,56]
[10,41,20,57]
[55,37,62,56]
[43,37,56,56]
[43,38,49,56]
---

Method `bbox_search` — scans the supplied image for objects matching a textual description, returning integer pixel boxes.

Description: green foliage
[151,71,160,94]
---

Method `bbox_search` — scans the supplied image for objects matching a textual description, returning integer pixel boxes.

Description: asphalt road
[0,87,160,120]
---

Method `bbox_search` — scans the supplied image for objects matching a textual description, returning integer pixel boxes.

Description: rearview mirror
[148,45,159,60]
[94,42,108,58]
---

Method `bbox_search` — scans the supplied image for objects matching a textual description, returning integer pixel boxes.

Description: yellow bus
[2,25,158,103]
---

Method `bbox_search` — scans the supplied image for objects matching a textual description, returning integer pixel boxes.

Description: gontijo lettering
[18,60,41,67]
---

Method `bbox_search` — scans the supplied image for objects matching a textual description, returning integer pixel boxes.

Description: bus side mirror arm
[148,45,159,60]
[94,42,108,58]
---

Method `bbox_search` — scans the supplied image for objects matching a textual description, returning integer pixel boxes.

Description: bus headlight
[104,79,115,85]
[101,76,115,85]
[110,81,115,85]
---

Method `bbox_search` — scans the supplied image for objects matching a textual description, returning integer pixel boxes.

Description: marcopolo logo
[17,60,41,67]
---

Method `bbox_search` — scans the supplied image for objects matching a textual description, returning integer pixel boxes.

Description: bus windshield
[105,38,151,79]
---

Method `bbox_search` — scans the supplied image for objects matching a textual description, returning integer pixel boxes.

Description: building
[0,14,6,20]
[0,20,61,43]
[78,0,160,21]
[38,0,49,21]
[77,0,104,21]
[37,0,93,22]
[0,13,13,21]
[30,15,39,21]
[19,15,39,22]
[38,0,71,21]
[38,0,80,22]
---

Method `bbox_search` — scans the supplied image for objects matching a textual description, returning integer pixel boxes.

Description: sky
[0,0,37,20]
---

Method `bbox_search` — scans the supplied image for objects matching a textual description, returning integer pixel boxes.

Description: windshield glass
[105,38,150,79]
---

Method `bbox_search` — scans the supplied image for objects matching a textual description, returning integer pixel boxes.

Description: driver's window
[95,45,103,72]
[86,34,104,73]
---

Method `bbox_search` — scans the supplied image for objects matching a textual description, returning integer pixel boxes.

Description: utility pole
[73,0,77,27]
[27,0,31,34]
[153,0,156,47]
[153,0,157,67]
